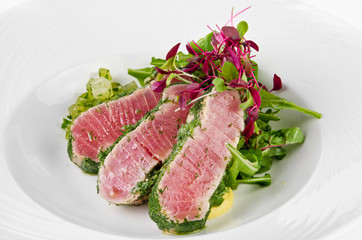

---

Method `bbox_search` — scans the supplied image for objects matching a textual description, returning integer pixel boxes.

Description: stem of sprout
[174,90,218,112]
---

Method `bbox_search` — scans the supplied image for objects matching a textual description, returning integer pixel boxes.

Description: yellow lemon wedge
[208,188,234,220]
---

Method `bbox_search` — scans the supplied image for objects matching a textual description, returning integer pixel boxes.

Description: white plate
[1,1,362,239]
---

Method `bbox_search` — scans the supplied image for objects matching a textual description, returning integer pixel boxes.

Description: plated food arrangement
[61,9,321,234]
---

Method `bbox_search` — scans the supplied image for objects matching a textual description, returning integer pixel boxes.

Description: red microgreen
[249,88,261,108]
[242,119,255,139]
[246,106,259,122]
[186,43,197,55]
[221,26,241,41]
[166,43,181,60]
[244,40,259,52]
[155,67,169,74]
[228,79,248,88]
[148,7,284,142]
[271,74,282,92]
[151,79,166,92]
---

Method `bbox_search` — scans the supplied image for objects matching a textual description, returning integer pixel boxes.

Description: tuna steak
[98,84,194,205]
[69,85,162,173]
[148,89,243,233]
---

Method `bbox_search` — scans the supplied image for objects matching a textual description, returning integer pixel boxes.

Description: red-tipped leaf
[245,40,259,51]
[151,79,166,92]
[186,43,197,55]
[221,26,241,41]
[166,43,181,60]
[242,119,255,139]
[271,74,282,92]
[155,67,169,74]
[228,79,248,88]
[250,88,261,108]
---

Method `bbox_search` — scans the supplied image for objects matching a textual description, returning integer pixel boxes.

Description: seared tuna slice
[69,85,161,174]
[148,89,243,233]
[98,84,194,205]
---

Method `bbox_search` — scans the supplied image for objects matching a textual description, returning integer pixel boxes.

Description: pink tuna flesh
[156,89,243,222]
[98,84,194,205]
[70,85,161,166]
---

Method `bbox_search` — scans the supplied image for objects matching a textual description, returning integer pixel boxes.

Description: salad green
[128,15,321,211]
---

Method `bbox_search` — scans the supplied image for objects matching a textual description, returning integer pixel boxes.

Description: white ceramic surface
[1,1,362,239]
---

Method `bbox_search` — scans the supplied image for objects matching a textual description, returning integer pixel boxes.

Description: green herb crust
[148,91,233,233]
[79,158,100,174]
[148,98,206,233]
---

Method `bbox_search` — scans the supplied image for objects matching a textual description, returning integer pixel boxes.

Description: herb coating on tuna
[148,99,205,233]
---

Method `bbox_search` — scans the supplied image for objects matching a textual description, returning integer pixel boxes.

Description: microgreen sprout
[142,6,321,141]
[152,6,270,140]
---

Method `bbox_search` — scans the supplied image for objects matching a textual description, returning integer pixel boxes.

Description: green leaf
[260,89,322,119]
[221,61,239,82]
[190,32,214,53]
[197,32,214,52]
[224,145,263,189]
[237,21,248,38]
[128,67,154,87]
[226,144,260,177]
[262,147,286,160]
[239,90,254,110]
[212,77,227,92]
[251,60,258,80]
[236,174,271,186]
[258,112,280,122]
[150,57,166,67]
[176,52,193,68]
[249,127,305,150]
[166,73,176,86]
[160,55,177,72]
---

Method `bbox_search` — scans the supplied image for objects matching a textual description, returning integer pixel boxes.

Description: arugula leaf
[262,147,286,161]
[128,67,154,87]
[236,174,271,186]
[260,89,322,119]
[258,111,280,122]
[249,127,305,150]
[150,57,166,67]
[226,143,260,186]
